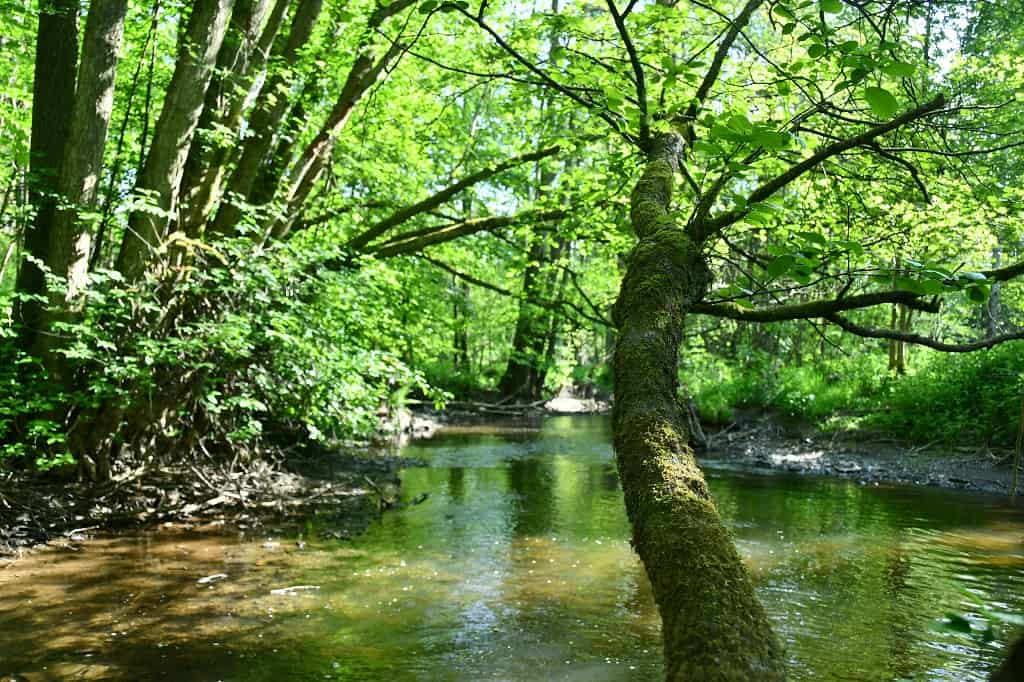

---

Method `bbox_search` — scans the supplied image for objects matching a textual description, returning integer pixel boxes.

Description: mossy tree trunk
[612,133,786,680]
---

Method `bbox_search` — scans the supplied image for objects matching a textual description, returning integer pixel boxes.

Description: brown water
[2,415,1023,680]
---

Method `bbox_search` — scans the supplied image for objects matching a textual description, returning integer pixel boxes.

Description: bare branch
[346,146,560,250]
[606,0,649,145]
[675,0,765,145]
[825,314,1024,352]
[368,209,566,258]
[458,8,636,144]
[691,290,939,322]
[417,253,612,328]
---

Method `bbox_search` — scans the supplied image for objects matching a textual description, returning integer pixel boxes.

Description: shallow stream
[2,415,1023,680]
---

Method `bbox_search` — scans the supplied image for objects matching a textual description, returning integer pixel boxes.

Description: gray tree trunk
[46,0,129,308]
[208,0,323,237]
[117,0,237,281]
[178,0,278,236]
[14,0,78,352]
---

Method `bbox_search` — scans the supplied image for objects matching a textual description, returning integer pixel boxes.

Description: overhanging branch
[368,209,566,258]
[825,314,1024,352]
[692,290,940,322]
[346,145,560,251]
[702,94,947,235]
[417,253,612,328]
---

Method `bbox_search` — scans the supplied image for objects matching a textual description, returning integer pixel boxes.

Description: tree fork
[612,133,785,680]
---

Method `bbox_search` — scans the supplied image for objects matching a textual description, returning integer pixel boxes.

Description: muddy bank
[0,446,425,559]
[700,413,1017,497]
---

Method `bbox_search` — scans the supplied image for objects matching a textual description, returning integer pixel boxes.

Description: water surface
[2,415,1023,680]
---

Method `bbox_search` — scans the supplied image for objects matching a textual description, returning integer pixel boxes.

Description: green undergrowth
[686,345,1024,449]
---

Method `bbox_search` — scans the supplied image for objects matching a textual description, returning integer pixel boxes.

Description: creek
[2,415,1023,680]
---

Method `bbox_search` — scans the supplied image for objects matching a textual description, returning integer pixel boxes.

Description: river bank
[700,411,1018,497]
[0,446,424,559]
[2,414,1021,681]
[2,406,1017,559]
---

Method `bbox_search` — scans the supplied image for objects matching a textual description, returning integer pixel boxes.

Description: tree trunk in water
[14,0,78,352]
[612,133,785,681]
[117,0,236,281]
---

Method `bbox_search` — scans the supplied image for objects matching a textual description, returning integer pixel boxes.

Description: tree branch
[675,0,765,145]
[457,8,636,144]
[691,290,940,322]
[606,0,649,146]
[367,209,566,258]
[984,258,1024,283]
[417,253,612,328]
[825,314,1024,352]
[702,94,947,236]
[346,145,560,250]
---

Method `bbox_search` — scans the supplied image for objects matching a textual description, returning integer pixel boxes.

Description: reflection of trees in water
[448,466,465,502]
[882,534,918,680]
[506,456,556,536]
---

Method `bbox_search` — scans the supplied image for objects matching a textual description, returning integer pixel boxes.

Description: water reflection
[1,415,1022,681]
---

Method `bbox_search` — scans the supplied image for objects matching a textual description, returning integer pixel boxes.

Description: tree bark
[498,236,549,400]
[612,133,785,681]
[207,0,323,238]
[45,0,129,308]
[178,0,274,237]
[14,0,78,351]
[117,0,237,281]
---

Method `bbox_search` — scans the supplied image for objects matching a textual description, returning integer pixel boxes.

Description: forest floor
[0,445,427,560]
[700,410,1018,497]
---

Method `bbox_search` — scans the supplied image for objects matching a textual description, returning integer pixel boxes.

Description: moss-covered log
[612,133,786,680]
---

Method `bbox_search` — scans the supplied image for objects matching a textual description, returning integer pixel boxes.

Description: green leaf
[692,140,724,156]
[773,5,796,20]
[727,114,753,133]
[966,284,991,303]
[882,61,916,78]
[820,0,843,13]
[767,254,796,279]
[941,614,973,634]
[808,43,827,59]
[752,129,789,149]
[796,231,828,248]
[863,86,899,118]
[417,0,438,13]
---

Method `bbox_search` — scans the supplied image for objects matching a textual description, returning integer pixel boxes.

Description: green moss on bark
[612,133,786,681]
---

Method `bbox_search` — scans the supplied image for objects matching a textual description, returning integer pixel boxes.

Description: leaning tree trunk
[612,133,785,681]
[116,0,236,281]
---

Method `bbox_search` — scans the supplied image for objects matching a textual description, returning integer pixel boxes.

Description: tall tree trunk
[45,0,129,310]
[986,246,1003,336]
[612,133,785,681]
[453,277,470,372]
[498,236,549,400]
[14,0,78,352]
[117,0,236,281]
[178,0,274,238]
[264,0,416,241]
[207,0,323,238]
